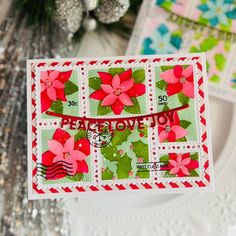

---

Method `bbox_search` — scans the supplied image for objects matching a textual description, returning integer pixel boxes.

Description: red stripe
[202,144,208,154]
[32,154,37,162]
[198,90,204,98]
[155,182,165,188]
[200,116,206,125]
[101,60,110,65]
[169,182,179,188]
[32,111,36,119]
[128,59,135,63]
[140,59,148,63]
[33,183,45,194]
[76,61,84,65]
[192,56,199,60]
[201,132,207,142]
[102,185,112,191]
[178,57,187,61]
[89,60,97,65]
[32,126,37,134]
[62,187,72,192]
[38,62,46,67]
[115,184,126,190]
[90,186,99,191]
[195,181,206,187]
[114,60,123,64]
[142,183,152,189]
[32,139,37,148]
[166,57,174,62]
[49,188,59,193]
[50,62,59,66]
[200,104,205,114]
[182,181,192,188]
[76,186,86,192]
[198,76,203,86]
[32,167,37,177]
[129,183,139,190]
[153,58,161,62]
[63,62,71,66]
[196,62,202,71]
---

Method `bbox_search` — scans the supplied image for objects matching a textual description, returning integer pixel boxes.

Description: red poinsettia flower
[42,129,90,180]
[160,65,194,98]
[40,70,72,113]
[158,111,188,142]
[89,69,146,115]
[168,153,199,177]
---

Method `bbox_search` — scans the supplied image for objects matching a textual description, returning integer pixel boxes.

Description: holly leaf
[132,140,149,162]
[189,169,199,177]
[116,154,132,179]
[101,145,121,162]
[67,173,84,181]
[180,120,191,129]
[162,104,169,111]
[132,69,145,83]
[191,152,199,160]
[209,75,220,83]
[156,80,167,91]
[102,167,114,180]
[112,128,131,146]
[200,36,218,51]
[160,155,169,163]
[74,129,87,141]
[108,68,124,76]
[65,81,78,95]
[161,65,173,71]
[176,137,187,142]
[89,77,101,90]
[124,97,141,114]
[50,100,63,114]
[97,100,112,116]
[215,54,226,71]
[178,92,189,105]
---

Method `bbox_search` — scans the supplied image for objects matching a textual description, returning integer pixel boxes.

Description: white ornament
[83,17,97,31]
[83,0,99,11]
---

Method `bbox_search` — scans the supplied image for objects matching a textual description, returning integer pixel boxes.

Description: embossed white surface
[65,30,236,236]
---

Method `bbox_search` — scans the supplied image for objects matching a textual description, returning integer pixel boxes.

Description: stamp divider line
[80,65,100,187]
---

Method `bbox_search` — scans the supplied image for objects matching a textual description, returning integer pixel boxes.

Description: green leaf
[209,75,220,84]
[178,92,189,105]
[162,104,169,111]
[124,97,141,114]
[190,152,199,160]
[215,54,226,71]
[108,68,125,76]
[200,36,218,51]
[102,167,114,180]
[189,169,199,177]
[116,154,132,179]
[65,81,78,95]
[67,173,84,181]
[180,120,191,129]
[132,69,145,83]
[189,46,199,53]
[74,129,87,141]
[156,80,167,91]
[112,128,131,146]
[176,137,187,142]
[50,100,63,114]
[101,145,121,162]
[132,140,149,162]
[89,77,101,90]
[161,65,173,71]
[160,155,169,163]
[97,100,112,116]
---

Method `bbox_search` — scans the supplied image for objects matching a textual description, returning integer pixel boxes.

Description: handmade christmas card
[27,53,214,199]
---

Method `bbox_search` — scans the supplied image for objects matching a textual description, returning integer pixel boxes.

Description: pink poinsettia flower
[168,153,199,177]
[42,129,90,180]
[40,70,72,113]
[90,69,146,115]
[158,111,188,142]
[160,65,194,98]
